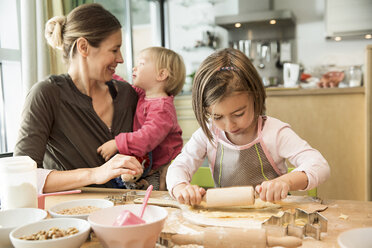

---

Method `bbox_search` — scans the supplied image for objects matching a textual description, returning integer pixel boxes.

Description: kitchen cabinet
[266,87,367,201]
[325,0,372,39]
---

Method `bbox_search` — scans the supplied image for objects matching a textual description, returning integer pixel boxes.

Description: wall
[169,0,371,78]
[168,0,235,78]
[276,0,371,70]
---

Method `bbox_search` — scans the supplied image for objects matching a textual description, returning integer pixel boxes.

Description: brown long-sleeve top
[14,74,137,188]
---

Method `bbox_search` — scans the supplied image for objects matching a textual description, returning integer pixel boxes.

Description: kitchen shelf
[266,86,365,96]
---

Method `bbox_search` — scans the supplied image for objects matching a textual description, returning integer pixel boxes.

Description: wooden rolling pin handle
[267,236,302,248]
[171,228,302,248]
[206,186,255,207]
[171,233,203,246]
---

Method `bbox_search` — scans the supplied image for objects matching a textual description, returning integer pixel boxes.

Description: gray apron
[212,116,282,188]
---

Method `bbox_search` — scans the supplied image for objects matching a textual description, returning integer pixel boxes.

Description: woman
[14,3,143,193]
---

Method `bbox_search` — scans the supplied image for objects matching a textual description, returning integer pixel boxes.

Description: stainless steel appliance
[215,0,297,86]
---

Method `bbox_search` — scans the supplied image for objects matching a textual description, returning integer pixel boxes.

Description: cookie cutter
[262,208,327,240]
[105,191,138,204]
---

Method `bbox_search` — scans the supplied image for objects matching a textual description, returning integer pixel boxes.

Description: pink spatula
[113,185,153,226]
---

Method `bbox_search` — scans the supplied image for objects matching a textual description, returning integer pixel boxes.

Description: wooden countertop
[44,187,372,248]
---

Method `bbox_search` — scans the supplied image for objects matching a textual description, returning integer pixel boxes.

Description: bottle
[349,65,362,87]
[0,156,38,210]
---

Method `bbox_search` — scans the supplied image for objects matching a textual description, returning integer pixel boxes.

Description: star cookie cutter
[262,208,327,240]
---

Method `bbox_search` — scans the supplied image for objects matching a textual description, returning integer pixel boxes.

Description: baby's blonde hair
[192,48,266,142]
[142,47,186,96]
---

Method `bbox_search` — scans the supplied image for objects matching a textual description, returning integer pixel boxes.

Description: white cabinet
[325,0,372,38]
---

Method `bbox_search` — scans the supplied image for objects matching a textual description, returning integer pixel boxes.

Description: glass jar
[349,65,362,87]
[0,156,38,210]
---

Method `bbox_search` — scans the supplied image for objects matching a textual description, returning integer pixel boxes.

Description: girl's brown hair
[45,3,121,64]
[142,47,186,96]
[192,48,266,142]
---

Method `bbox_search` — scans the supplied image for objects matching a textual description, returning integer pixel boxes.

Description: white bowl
[49,199,113,220]
[0,208,47,248]
[338,227,372,248]
[88,204,168,248]
[10,218,90,248]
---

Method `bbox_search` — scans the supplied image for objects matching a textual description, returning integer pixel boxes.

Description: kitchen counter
[178,86,365,98]
[266,86,364,96]
[44,187,372,248]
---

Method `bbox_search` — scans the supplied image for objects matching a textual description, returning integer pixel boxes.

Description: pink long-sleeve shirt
[166,116,330,197]
[115,86,183,170]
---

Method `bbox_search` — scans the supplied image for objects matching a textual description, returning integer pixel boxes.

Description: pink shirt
[166,116,330,197]
[115,86,183,170]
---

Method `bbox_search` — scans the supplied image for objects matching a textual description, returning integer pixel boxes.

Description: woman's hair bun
[44,16,66,50]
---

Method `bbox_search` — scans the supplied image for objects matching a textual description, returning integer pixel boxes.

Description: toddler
[98,47,186,190]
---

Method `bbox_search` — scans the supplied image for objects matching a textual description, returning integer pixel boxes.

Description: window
[95,0,167,82]
[0,0,168,152]
[0,0,23,152]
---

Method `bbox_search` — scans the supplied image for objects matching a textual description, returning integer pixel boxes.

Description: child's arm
[276,125,330,190]
[255,171,308,202]
[115,102,176,157]
[97,139,118,161]
[258,118,330,201]
[166,127,209,204]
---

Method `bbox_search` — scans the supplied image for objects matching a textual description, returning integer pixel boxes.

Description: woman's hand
[42,154,143,193]
[255,179,290,202]
[97,139,118,161]
[173,183,206,206]
[93,154,143,185]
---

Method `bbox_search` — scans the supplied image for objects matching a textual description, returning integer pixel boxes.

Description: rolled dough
[181,199,283,229]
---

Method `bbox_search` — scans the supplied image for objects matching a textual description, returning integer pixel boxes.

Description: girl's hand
[173,183,206,206]
[97,139,118,161]
[255,179,290,202]
[93,154,143,185]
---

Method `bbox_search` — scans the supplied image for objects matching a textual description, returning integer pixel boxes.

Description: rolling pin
[134,186,255,208]
[171,227,302,248]
[204,186,255,208]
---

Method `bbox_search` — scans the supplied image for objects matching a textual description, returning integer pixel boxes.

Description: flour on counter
[162,208,203,235]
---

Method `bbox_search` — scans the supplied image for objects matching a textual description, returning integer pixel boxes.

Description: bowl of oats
[48,199,114,220]
[9,218,90,248]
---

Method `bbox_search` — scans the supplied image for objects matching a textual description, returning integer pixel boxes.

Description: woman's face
[207,92,256,144]
[87,29,123,82]
[132,51,158,90]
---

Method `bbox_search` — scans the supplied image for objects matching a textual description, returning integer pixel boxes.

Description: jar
[349,65,362,87]
[0,156,38,210]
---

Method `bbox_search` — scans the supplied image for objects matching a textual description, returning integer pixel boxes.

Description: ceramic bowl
[10,218,90,248]
[338,227,372,248]
[88,204,168,248]
[49,198,114,220]
[0,208,47,248]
